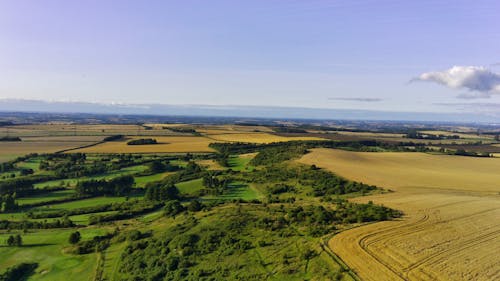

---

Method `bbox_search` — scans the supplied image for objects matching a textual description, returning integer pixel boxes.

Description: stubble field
[299,148,500,281]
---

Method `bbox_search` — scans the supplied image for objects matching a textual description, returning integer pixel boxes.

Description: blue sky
[1,0,499,115]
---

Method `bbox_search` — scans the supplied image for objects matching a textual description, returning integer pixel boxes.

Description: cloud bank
[413,66,500,98]
[328,97,383,102]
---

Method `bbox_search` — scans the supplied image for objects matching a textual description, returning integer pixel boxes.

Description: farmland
[299,148,500,281]
[0,120,499,280]
[0,124,404,281]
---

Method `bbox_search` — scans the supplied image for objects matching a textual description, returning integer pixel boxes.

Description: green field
[34,165,148,188]
[227,154,255,171]
[0,228,109,281]
[134,171,171,187]
[16,190,76,206]
[175,178,204,195]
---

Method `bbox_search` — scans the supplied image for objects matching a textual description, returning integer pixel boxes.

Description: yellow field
[72,136,216,153]
[0,136,102,162]
[206,133,325,143]
[1,124,178,137]
[299,149,500,281]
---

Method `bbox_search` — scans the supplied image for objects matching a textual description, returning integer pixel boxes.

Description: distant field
[207,132,325,143]
[299,148,500,281]
[0,124,179,137]
[300,148,500,192]
[0,140,99,162]
[72,136,216,153]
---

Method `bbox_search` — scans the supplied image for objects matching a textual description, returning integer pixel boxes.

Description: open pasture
[0,227,109,281]
[299,148,500,281]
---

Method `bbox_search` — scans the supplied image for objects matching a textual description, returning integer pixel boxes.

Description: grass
[204,181,262,201]
[16,190,76,206]
[134,171,171,187]
[176,178,204,195]
[16,158,42,171]
[227,154,256,172]
[0,227,110,281]
[34,165,148,189]
[32,196,137,212]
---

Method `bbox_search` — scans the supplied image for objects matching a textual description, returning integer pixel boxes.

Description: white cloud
[413,66,500,98]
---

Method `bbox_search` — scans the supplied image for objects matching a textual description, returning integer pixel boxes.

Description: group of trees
[75,175,134,196]
[0,194,17,213]
[145,183,179,201]
[127,138,157,145]
[406,130,460,140]
[5,234,22,246]
[0,262,37,281]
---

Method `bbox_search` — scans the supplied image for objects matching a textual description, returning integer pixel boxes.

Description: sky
[1,0,500,117]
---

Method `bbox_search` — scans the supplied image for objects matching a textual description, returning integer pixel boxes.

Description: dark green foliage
[0,217,74,230]
[250,144,308,165]
[187,200,203,212]
[246,164,376,196]
[0,263,38,281]
[72,233,114,254]
[145,183,180,201]
[88,202,163,225]
[69,231,81,244]
[6,234,22,246]
[127,138,158,145]
[103,135,124,141]
[272,126,308,133]
[267,183,295,195]
[0,136,21,142]
[163,200,186,217]
[75,175,134,196]
[0,194,17,213]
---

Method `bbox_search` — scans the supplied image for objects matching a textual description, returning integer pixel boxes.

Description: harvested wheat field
[0,136,103,162]
[72,136,216,153]
[299,149,500,281]
[206,132,325,143]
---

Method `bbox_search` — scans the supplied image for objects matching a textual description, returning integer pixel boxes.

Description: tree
[6,235,15,246]
[187,200,203,212]
[163,200,185,217]
[69,231,81,244]
[11,234,22,246]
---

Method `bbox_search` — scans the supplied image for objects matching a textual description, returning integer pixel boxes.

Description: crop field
[206,132,325,143]
[0,124,181,137]
[299,148,500,281]
[72,136,216,153]
[0,138,101,162]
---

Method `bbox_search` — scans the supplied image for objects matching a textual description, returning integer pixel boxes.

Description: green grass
[134,171,171,187]
[227,155,254,172]
[0,196,138,222]
[169,159,188,167]
[204,181,262,201]
[34,165,148,189]
[16,158,41,172]
[16,190,76,206]
[0,227,109,281]
[176,178,204,195]
[31,196,136,212]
